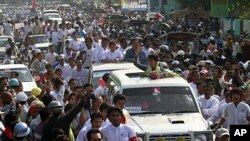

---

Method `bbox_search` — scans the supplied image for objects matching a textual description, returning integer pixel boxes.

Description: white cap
[177,50,185,56]
[159,45,169,51]
[16,92,28,102]
[35,49,41,53]
[59,54,65,60]
[172,60,180,65]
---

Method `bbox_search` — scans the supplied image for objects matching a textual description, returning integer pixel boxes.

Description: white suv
[107,69,213,141]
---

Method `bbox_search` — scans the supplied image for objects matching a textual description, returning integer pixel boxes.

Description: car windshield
[0,38,9,47]
[0,68,33,82]
[92,70,112,88]
[123,87,199,114]
[44,13,60,18]
[32,36,48,43]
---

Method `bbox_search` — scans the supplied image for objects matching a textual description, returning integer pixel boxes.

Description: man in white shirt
[65,57,76,82]
[101,41,123,63]
[208,91,232,128]
[189,70,201,95]
[4,19,14,36]
[101,107,138,141]
[142,37,155,57]
[93,37,109,63]
[71,59,89,86]
[117,37,128,58]
[50,77,65,104]
[81,37,94,68]
[76,112,103,141]
[93,33,101,48]
[199,84,219,119]
[24,20,33,35]
[55,55,70,81]
[51,25,63,54]
[215,89,250,130]
[45,45,58,66]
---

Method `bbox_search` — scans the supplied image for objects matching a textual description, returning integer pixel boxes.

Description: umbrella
[129,20,149,25]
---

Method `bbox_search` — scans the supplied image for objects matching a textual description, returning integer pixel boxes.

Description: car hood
[127,113,209,134]
[22,81,37,93]
[48,17,62,21]
[36,42,50,48]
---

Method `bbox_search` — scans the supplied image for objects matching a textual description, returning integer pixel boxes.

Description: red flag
[32,0,39,9]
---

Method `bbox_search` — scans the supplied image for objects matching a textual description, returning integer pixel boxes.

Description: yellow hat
[31,87,42,97]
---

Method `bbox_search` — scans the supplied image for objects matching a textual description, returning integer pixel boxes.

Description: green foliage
[177,0,211,11]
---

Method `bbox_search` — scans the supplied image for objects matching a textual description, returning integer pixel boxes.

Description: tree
[177,0,211,11]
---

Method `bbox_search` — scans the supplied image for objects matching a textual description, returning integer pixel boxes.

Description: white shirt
[199,50,213,58]
[82,48,94,68]
[222,102,250,129]
[208,99,229,128]
[94,86,108,96]
[55,63,70,81]
[76,126,92,141]
[117,47,127,58]
[70,39,84,52]
[142,46,154,57]
[93,40,101,48]
[45,52,58,66]
[199,95,219,119]
[102,50,123,61]
[71,68,89,86]
[51,31,60,45]
[4,23,13,36]
[50,90,64,104]
[102,124,137,141]
[24,25,33,34]
[65,66,75,82]
[93,46,109,63]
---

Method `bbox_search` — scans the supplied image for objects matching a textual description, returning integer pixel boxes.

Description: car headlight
[189,131,213,141]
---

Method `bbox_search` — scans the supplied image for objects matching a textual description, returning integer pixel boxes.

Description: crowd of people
[0,2,250,141]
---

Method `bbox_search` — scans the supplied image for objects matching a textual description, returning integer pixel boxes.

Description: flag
[32,0,39,9]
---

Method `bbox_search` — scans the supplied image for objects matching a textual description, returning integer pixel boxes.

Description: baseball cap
[159,45,169,51]
[215,128,229,138]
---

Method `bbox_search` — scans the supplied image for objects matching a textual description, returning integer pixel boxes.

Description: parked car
[0,36,13,61]
[89,62,138,88]
[0,64,37,95]
[30,34,50,53]
[107,69,213,141]
[43,10,62,22]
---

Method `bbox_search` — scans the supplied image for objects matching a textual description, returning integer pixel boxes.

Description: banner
[211,0,228,17]
[122,0,147,12]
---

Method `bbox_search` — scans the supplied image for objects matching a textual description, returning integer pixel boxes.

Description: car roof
[110,69,190,89]
[91,62,139,72]
[0,36,13,39]
[30,34,46,37]
[0,64,27,69]
[43,10,59,13]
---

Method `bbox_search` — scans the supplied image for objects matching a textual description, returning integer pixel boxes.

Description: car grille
[149,134,191,141]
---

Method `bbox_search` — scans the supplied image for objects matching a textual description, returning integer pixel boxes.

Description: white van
[0,64,37,95]
[89,62,139,88]
[107,69,213,141]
